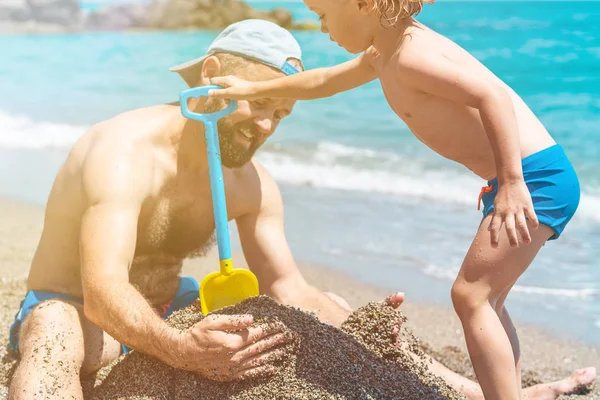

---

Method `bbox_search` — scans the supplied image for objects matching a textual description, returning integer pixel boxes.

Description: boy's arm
[395,50,539,247]
[209,51,377,101]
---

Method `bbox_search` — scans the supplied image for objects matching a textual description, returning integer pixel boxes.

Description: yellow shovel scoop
[180,85,259,315]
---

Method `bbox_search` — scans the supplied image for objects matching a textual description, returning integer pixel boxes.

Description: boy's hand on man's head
[209,76,262,100]
[488,180,539,248]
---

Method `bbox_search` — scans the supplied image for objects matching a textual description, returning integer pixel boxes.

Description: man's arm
[209,51,378,101]
[395,48,538,246]
[80,133,291,380]
[235,162,351,327]
[79,138,184,367]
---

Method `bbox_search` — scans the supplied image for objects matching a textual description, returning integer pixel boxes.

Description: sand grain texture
[0,198,597,399]
[88,296,465,400]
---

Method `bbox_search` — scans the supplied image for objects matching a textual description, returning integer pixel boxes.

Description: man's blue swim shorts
[8,276,200,356]
[479,144,580,240]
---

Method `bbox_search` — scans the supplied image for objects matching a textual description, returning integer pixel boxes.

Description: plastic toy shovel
[180,85,260,315]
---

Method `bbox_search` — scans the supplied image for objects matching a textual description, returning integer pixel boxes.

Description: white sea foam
[518,38,572,55]
[511,286,600,299]
[0,111,85,149]
[459,17,551,31]
[587,47,600,59]
[258,142,600,223]
[2,111,599,223]
[424,264,600,300]
[257,147,481,206]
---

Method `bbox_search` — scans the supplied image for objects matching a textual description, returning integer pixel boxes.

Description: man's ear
[197,56,222,86]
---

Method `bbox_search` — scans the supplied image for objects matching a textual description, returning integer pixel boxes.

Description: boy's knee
[451,281,484,317]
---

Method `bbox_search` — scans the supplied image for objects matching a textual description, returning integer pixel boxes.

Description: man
[7,19,594,400]
[8,19,353,399]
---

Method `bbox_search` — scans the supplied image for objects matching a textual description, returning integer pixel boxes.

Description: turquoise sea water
[1,1,599,343]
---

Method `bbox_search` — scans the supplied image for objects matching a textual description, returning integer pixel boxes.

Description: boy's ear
[357,0,374,14]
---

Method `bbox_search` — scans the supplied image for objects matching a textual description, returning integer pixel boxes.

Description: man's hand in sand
[176,314,292,381]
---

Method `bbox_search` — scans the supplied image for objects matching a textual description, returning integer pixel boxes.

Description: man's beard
[204,98,263,169]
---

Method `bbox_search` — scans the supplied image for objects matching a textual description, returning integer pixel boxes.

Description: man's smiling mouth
[241,130,253,140]
[240,130,254,142]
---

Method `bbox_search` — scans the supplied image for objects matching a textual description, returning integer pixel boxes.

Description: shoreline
[2,192,598,349]
[0,23,322,36]
[0,195,598,398]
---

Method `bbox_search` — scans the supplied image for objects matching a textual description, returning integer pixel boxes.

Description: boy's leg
[9,299,122,400]
[381,290,595,400]
[523,368,597,400]
[403,347,595,400]
[311,285,597,399]
[451,214,554,400]
[494,285,523,399]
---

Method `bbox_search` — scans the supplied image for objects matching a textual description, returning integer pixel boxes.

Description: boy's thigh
[457,215,554,296]
[18,299,121,376]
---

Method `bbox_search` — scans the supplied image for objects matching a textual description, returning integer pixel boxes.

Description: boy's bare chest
[379,75,423,121]
[378,73,444,141]
[378,69,486,161]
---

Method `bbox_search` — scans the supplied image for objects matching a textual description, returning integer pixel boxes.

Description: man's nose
[253,115,273,135]
[320,23,329,34]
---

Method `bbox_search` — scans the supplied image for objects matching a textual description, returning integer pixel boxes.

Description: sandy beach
[0,196,597,399]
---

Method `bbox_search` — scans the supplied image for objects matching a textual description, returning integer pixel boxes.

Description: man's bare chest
[135,182,219,259]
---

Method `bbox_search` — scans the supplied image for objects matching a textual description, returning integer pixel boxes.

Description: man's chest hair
[137,186,218,259]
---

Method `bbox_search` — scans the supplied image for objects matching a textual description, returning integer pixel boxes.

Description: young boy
[207,1,581,399]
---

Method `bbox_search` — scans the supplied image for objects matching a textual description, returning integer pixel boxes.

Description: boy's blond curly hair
[373,0,435,27]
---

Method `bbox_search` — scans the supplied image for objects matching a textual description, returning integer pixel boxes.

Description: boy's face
[305,0,374,54]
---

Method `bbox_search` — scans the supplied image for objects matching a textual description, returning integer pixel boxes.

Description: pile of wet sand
[87,296,465,400]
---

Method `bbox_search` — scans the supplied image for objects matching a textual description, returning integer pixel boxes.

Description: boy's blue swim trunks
[8,276,199,356]
[479,144,580,240]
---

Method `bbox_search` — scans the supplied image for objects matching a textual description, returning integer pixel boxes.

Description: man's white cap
[170,19,302,87]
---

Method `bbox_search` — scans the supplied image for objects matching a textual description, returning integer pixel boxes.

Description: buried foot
[529,367,598,400]
[554,367,597,396]
[385,292,405,309]
[385,292,406,339]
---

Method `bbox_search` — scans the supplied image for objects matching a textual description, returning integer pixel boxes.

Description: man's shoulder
[231,158,283,214]
[79,105,177,199]
[239,158,279,190]
[92,104,173,142]
[81,104,176,166]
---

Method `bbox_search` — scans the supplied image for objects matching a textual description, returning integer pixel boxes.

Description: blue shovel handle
[180,85,237,121]
[179,85,237,270]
